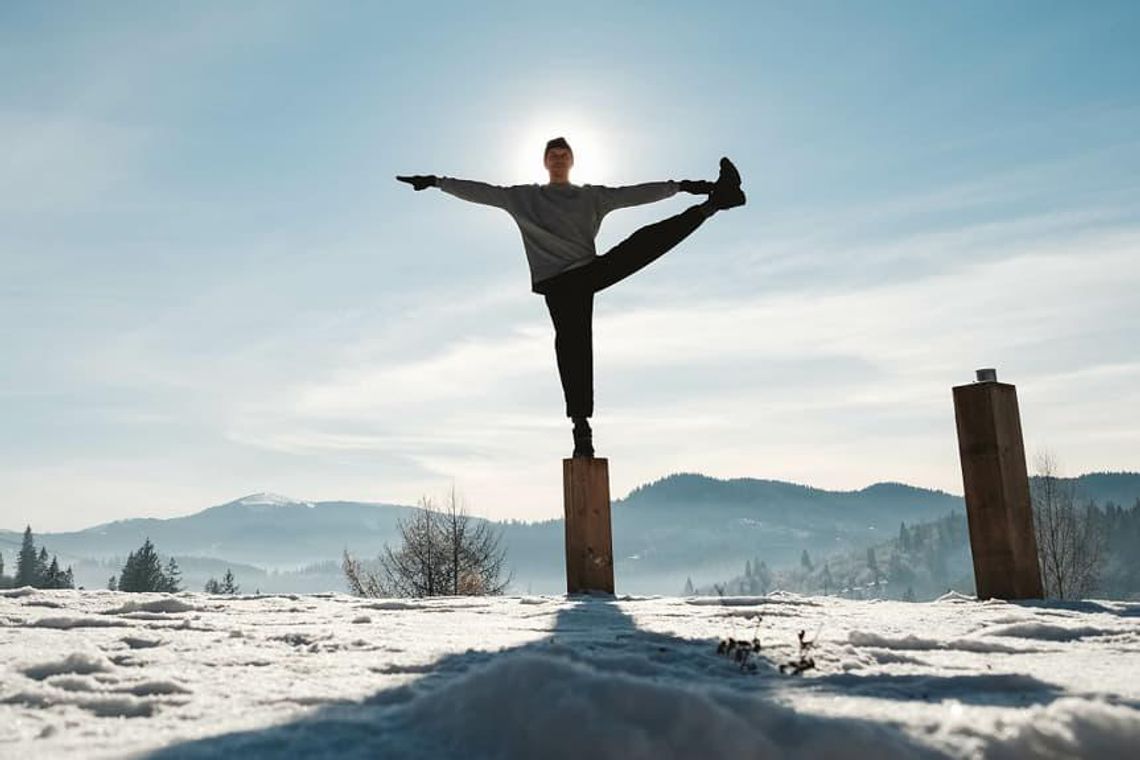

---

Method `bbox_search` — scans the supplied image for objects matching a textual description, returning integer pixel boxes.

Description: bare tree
[343,489,511,598]
[342,551,383,597]
[1031,452,1103,599]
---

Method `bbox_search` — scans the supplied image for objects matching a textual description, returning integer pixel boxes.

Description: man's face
[544,147,574,176]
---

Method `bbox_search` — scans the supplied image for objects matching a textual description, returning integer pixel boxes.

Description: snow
[847,631,1035,654]
[232,492,313,508]
[0,587,38,598]
[28,616,132,630]
[1,589,1138,758]
[974,623,1116,642]
[104,598,203,615]
[20,652,114,680]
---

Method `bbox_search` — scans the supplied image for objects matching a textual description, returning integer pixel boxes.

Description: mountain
[0,492,418,570]
[461,475,965,594]
[605,474,964,593]
[4,472,1137,595]
[1058,472,1140,507]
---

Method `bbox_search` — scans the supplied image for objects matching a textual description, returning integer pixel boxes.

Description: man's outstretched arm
[593,180,712,215]
[396,175,509,209]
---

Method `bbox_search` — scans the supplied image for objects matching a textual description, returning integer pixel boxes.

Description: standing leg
[537,158,744,455]
[537,201,711,455]
[544,284,594,420]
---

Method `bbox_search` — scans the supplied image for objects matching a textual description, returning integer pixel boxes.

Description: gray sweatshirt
[437,177,678,288]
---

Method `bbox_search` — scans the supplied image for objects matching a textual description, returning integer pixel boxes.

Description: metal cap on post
[952,368,1044,600]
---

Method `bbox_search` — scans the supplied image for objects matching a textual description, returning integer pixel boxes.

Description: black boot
[572,418,594,458]
[708,157,746,210]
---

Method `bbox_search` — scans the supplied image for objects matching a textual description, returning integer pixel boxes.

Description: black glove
[678,180,715,194]
[396,175,438,191]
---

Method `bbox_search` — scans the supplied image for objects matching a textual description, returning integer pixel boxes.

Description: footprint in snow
[121,635,164,649]
[22,652,114,681]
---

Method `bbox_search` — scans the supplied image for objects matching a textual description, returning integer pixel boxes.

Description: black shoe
[709,157,745,210]
[572,418,595,458]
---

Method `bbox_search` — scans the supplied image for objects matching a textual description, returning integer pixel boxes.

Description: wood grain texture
[953,382,1044,600]
[562,458,614,594]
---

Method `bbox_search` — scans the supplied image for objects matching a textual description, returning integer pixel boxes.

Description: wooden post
[562,457,614,594]
[952,369,1044,600]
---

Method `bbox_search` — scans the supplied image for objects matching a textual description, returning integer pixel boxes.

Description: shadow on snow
[144,597,1063,759]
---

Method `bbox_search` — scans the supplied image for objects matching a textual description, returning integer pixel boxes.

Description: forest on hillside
[698,496,1140,602]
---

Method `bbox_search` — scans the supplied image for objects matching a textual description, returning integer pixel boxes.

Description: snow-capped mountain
[229,493,316,509]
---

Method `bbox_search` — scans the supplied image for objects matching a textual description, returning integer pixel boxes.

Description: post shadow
[140,596,1030,759]
[1010,598,1140,618]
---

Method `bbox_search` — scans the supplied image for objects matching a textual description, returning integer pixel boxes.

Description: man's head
[544,136,574,184]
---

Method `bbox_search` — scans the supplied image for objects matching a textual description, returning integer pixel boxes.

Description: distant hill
[493,474,965,594]
[0,493,418,570]
[3,472,1136,595]
[619,473,961,526]
[1056,472,1140,508]
[604,473,964,593]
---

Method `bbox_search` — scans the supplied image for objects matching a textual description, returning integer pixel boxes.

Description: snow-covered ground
[2,588,1138,759]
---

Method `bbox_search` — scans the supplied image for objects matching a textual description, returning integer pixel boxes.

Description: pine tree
[800,549,813,572]
[119,539,167,592]
[867,547,880,593]
[755,561,772,594]
[821,563,833,595]
[220,569,239,595]
[204,578,221,594]
[16,526,38,587]
[683,576,694,595]
[0,550,5,581]
[108,575,118,591]
[162,557,182,593]
[36,547,50,584]
[46,557,61,589]
[118,550,139,591]
[888,551,912,589]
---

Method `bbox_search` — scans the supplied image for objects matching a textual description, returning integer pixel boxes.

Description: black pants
[534,205,706,419]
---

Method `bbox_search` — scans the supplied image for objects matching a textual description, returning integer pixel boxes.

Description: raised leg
[585,205,707,293]
[538,204,707,424]
[535,159,744,444]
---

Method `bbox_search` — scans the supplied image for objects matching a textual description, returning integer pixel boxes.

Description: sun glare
[506,116,617,186]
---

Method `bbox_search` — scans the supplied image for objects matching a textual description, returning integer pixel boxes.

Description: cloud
[0,112,150,214]
[206,224,1139,519]
[4,5,1138,528]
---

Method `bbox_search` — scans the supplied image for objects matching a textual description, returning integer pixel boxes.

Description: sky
[2,1,1139,532]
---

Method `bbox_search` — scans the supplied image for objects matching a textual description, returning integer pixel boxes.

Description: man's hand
[679,180,714,195]
[396,175,438,191]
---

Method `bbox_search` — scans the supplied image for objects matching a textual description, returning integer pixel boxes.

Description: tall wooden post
[952,369,1044,600]
[562,457,614,594]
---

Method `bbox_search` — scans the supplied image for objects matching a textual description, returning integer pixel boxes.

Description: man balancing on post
[397,137,745,458]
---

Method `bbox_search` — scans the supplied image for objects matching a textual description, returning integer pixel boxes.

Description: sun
[505,116,616,186]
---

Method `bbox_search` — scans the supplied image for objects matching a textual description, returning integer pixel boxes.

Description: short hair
[544,136,573,158]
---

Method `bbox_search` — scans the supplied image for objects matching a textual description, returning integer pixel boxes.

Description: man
[397,137,745,457]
